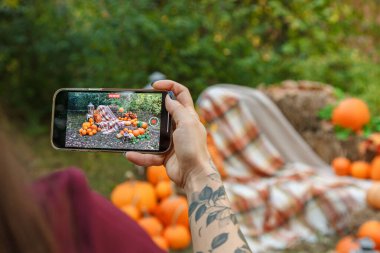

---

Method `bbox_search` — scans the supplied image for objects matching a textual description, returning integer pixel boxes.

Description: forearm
[184,160,252,253]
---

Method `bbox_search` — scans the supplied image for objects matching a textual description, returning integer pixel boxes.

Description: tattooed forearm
[187,166,252,253]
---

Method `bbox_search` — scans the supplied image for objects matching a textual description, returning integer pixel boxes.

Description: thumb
[165,94,189,124]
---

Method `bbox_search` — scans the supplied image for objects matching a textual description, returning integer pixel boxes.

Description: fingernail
[150,81,156,87]
[124,152,129,157]
[168,91,176,100]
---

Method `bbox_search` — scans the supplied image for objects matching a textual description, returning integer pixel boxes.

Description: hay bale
[262,80,364,163]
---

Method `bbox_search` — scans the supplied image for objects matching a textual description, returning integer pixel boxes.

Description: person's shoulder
[33,167,90,197]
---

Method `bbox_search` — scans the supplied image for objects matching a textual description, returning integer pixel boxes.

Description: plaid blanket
[96,105,125,134]
[197,85,370,252]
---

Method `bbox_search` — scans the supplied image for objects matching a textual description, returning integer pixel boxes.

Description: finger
[165,95,193,125]
[125,151,165,167]
[153,80,194,108]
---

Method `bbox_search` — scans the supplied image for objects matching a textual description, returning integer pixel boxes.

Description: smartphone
[51,88,172,153]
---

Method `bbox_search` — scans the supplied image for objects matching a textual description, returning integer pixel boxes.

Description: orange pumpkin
[371,156,380,181]
[119,107,124,113]
[121,205,141,220]
[146,165,170,185]
[332,98,371,131]
[155,181,172,200]
[138,128,145,135]
[367,183,380,209]
[111,181,157,213]
[358,220,380,249]
[152,236,169,251]
[335,236,359,253]
[156,196,189,228]
[163,225,191,250]
[94,114,102,123]
[132,130,140,137]
[138,216,163,237]
[332,157,351,176]
[142,122,148,129]
[351,161,371,179]
[120,130,125,135]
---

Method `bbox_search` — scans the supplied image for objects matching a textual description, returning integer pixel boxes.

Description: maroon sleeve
[33,168,164,253]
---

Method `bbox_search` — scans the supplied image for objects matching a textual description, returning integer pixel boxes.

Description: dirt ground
[65,113,160,150]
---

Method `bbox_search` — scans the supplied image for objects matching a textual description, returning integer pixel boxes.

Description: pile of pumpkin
[332,156,380,181]
[79,118,101,136]
[117,109,137,121]
[335,219,380,253]
[110,166,191,252]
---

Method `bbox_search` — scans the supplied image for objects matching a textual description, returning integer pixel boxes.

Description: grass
[24,133,136,197]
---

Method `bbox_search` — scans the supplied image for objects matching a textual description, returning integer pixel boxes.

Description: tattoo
[189,172,252,253]
[210,158,218,172]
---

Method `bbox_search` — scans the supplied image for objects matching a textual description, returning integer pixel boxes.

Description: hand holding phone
[51,89,172,153]
[126,80,213,188]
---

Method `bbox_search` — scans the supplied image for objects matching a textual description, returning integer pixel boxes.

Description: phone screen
[52,89,171,153]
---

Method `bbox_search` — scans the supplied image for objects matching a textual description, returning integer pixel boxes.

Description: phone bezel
[51,88,172,154]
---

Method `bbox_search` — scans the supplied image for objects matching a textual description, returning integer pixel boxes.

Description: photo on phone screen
[52,89,171,153]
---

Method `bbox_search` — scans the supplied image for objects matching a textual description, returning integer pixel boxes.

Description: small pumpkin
[132,130,140,137]
[366,183,380,209]
[138,216,163,237]
[155,181,172,200]
[335,236,359,253]
[163,225,191,250]
[351,161,371,179]
[357,220,380,249]
[125,121,131,126]
[332,157,351,176]
[82,122,91,129]
[119,107,124,113]
[121,205,141,220]
[94,114,102,123]
[152,236,169,251]
[371,156,380,181]
[146,165,170,185]
[155,196,189,228]
[111,181,157,213]
[138,128,145,135]
[332,98,371,131]
[142,122,148,129]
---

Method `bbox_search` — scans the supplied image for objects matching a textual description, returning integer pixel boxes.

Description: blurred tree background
[0,0,379,194]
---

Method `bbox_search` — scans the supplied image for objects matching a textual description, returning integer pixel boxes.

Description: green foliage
[124,94,162,116]
[1,0,379,135]
[67,92,161,115]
